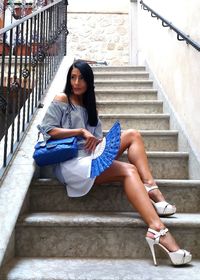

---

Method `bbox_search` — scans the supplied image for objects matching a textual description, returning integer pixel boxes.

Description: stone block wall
[67,12,129,66]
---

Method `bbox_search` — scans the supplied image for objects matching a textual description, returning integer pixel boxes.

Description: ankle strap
[148,228,168,241]
[144,185,158,192]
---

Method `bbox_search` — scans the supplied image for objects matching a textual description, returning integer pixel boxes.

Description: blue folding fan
[90,121,121,178]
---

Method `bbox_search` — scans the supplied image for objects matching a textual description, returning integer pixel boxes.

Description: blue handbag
[33,137,78,166]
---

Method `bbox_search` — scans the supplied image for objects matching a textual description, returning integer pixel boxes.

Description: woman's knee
[123,163,138,177]
[127,129,142,139]
[126,129,142,141]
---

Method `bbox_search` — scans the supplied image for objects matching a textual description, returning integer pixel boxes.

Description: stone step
[0,256,200,280]
[92,66,146,72]
[1,257,199,280]
[102,130,178,151]
[38,151,188,180]
[95,89,158,101]
[120,151,188,179]
[95,80,153,89]
[97,100,163,114]
[148,152,188,179]
[30,179,200,213]
[94,72,149,80]
[99,114,170,130]
[15,212,200,258]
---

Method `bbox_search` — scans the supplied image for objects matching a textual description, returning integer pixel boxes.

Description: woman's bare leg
[116,129,165,202]
[95,160,179,251]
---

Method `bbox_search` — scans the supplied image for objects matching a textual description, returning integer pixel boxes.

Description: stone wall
[67,12,129,66]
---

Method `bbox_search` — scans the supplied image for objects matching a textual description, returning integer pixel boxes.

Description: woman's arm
[49,126,101,152]
[48,127,84,139]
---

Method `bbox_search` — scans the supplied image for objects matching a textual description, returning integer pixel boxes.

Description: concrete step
[95,89,158,101]
[94,72,149,80]
[120,151,188,179]
[99,114,170,130]
[95,80,153,89]
[97,100,163,114]
[1,257,199,280]
[38,151,188,180]
[92,65,146,72]
[103,130,178,151]
[15,212,200,258]
[30,179,200,213]
[140,130,178,151]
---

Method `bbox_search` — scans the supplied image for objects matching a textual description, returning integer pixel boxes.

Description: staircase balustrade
[0,0,68,178]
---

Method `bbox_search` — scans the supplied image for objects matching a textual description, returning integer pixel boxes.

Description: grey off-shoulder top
[38,100,103,157]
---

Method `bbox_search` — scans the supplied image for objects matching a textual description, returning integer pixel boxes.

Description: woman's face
[70,67,87,96]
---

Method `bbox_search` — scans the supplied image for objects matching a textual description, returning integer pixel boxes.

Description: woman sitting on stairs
[38,60,192,266]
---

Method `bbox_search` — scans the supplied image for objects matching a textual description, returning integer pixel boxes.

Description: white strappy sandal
[146,228,192,266]
[144,185,176,216]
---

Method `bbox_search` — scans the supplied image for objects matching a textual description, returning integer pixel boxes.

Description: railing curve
[140,0,200,52]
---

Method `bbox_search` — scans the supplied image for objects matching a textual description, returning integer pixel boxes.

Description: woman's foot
[144,184,176,216]
[146,227,192,266]
[146,227,179,252]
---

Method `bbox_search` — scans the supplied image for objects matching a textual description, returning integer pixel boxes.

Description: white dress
[39,100,103,197]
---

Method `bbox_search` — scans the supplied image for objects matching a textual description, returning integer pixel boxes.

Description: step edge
[95,89,157,93]
[97,100,163,105]
[16,212,200,228]
[31,178,200,188]
[99,113,170,118]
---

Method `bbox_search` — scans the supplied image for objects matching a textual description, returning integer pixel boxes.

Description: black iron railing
[0,0,68,178]
[140,0,200,52]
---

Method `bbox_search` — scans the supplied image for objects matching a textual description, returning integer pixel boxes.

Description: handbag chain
[68,106,72,129]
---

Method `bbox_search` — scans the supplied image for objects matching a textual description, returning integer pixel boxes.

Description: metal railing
[0,0,68,178]
[140,0,200,52]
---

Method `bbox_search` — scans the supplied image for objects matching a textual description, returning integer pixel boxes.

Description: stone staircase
[1,66,200,279]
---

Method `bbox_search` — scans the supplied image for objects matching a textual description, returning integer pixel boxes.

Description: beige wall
[137,0,200,164]
[67,0,130,65]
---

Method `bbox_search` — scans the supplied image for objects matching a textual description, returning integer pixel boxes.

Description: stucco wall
[137,0,200,166]
[67,0,130,65]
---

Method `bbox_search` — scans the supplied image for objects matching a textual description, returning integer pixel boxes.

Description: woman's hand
[81,129,102,152]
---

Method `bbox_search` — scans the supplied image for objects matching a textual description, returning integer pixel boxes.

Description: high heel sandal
[144,185,176,216]
[146,228,192,266]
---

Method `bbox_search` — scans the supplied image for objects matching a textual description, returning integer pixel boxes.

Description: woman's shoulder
[53,93,68,103]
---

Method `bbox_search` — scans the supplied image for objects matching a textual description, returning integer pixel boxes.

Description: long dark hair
[64,60,98,127]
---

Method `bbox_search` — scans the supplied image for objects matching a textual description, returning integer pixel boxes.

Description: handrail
[0,0,63,34]
[140,0,200,52]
